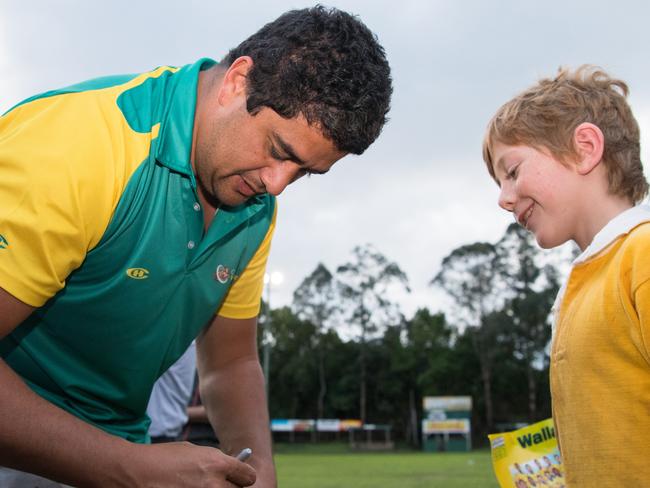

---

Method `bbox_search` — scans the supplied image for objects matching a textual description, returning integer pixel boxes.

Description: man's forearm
[200,358,276,487]
[0,360,256,488]
[0,359,138,487]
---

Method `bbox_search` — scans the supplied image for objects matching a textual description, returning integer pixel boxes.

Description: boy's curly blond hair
[483,65,648,203]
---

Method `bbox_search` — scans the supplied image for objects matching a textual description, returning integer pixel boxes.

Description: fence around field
[270,419,393,450]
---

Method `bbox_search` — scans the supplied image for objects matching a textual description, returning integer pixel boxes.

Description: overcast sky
[3,0,650,315]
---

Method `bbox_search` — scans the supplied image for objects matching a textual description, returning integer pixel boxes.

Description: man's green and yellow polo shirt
[0,58,276,442]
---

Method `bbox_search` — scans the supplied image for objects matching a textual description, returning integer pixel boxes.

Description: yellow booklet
[488,418,566,488]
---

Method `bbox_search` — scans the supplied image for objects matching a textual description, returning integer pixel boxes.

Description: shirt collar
[155,58,217,178]
[153,58,270,213]
[574,202,650,264]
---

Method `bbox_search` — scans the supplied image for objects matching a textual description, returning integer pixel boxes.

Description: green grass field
[274,443,499,488]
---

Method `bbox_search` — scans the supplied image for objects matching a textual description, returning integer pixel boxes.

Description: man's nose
[498,183,515,212]
[260,163,302,196]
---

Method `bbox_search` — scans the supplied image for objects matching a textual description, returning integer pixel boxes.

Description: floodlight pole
[262,271,282,398]
[263,278,271,397]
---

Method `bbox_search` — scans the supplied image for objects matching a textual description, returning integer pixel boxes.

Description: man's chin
[210,182,262,207]
[218,192,255,208]
[204,185,245,208]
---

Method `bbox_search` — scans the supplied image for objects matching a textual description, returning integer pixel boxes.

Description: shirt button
[193,202,201,211]
[187,241,195,249]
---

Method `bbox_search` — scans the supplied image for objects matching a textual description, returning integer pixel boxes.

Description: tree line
[258,223,574,446]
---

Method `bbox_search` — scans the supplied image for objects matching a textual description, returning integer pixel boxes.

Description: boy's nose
[498,184,516,212]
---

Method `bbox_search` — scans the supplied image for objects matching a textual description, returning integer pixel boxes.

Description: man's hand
[130,442,256,488]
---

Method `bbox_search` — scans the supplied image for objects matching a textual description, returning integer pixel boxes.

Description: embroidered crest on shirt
[0,234,8,249]
[215,265,231,284]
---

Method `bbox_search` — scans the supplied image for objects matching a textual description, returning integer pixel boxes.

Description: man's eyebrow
[271,133,330,175]
[273,133,307,166]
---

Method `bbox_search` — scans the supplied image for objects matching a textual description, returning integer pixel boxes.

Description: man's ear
[217,56,253,106]
[573,122,604,175]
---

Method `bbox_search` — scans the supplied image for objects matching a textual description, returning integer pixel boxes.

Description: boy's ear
[217,56,253,106]
[573,122,604,175]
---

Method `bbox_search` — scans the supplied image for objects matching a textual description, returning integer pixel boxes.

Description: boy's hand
[126,441,256,488]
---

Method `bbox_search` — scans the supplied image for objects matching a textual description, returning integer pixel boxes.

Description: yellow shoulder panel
[218,203,278,319]
[0,68,174,306]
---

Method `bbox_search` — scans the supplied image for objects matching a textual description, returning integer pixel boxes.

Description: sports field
[274,444,499,488]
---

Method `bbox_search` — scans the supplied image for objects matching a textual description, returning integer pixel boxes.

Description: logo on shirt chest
[0,234,8,249]
[126,268,150,280]
[214,265,240,284]
[215,265,231,284]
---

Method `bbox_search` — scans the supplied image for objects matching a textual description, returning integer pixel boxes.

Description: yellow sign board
[423,419,470,434]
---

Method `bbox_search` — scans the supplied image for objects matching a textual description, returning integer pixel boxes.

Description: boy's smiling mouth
[517,204,534,229]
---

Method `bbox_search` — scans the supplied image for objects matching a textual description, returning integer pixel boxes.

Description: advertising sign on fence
[271,419,362,432]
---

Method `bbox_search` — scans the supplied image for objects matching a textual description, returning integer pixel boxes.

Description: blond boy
[483,66,650,487]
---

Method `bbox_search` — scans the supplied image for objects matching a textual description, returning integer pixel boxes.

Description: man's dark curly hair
[221,5,392,155]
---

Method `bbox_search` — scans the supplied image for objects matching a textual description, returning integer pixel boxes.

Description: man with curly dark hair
[221,5,392,155]
[0,6,391,488]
